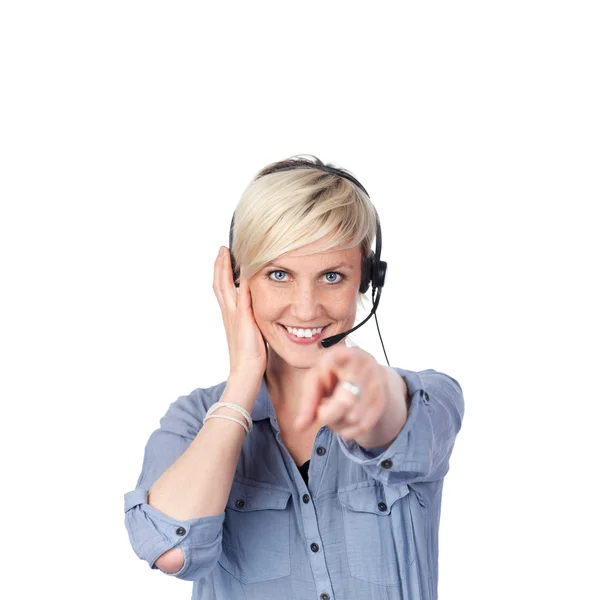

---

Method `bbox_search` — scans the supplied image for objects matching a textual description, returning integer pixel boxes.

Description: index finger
[294,346,352,431]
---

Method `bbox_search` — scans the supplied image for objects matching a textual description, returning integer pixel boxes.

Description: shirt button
[175,527,186,536]
[303,494,310,504]
[310,543,320,553]
[423,391,430,402]
[320,594,330,600]
[378,502,387,512]
[316,446,326,456]
[235,499,246,509]
[381,459,393,469]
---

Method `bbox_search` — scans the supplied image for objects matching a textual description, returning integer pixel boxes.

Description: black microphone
[320,287,383,348]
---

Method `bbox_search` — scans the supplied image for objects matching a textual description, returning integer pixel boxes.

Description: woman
[124,155,464,600]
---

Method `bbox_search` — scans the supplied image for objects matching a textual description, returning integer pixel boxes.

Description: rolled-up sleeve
[336,368,464,485]
[123,386,226,581]
[124,489,224,581]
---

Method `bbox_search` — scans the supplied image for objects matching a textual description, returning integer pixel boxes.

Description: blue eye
[266,270,344,285]
[268,270,288,282]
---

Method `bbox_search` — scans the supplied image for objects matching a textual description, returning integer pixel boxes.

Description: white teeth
[284,326,324,338]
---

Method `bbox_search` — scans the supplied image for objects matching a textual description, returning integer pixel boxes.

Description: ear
[359,252,373,294]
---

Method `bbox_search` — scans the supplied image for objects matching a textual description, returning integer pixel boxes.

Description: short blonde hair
[231,155,378,306]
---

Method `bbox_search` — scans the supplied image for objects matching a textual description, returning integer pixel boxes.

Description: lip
[279,324,330,345]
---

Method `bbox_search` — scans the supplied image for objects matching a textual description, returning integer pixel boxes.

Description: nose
[290,282,322,323]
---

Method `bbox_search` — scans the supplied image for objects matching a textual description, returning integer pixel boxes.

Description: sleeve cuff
[124,488,225,579]
[336,369,433,484]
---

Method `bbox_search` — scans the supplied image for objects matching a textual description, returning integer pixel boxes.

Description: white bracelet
[218,402,252,429]
[203,414,250,435]
[204,402,253,433]
[205,402,253,432]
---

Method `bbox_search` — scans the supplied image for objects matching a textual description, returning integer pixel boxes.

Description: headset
[228,160,390,365]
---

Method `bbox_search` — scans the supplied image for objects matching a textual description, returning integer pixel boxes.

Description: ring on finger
[340,380,362,399]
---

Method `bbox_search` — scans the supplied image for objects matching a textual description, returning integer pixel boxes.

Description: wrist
[204,404,252,435]
[224,373,262,409]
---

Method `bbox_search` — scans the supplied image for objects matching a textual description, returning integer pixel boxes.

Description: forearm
[353,366,409,450]
[148,375,261,522]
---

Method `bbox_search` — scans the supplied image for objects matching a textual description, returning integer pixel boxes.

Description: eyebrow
[264,262,355,275]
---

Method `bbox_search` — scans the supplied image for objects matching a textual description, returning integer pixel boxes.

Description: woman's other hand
[294,345,409,448]
[213,246,267,381]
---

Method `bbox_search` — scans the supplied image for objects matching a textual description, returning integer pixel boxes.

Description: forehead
[270,236,361,268]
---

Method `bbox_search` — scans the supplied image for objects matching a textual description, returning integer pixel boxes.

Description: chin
[265,337,325,369]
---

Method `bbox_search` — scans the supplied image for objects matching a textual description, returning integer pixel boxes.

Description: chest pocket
[338,482,415,586]
[218,478,292,584]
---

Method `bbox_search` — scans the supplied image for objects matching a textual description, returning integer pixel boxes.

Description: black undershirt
[297,459,310,485]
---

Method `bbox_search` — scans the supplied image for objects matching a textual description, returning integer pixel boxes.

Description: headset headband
[258,162,370,198]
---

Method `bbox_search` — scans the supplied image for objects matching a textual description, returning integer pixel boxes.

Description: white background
[1,1,598,599]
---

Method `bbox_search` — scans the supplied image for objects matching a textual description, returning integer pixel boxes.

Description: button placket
[309,428,330,487]
[298,432,332,595]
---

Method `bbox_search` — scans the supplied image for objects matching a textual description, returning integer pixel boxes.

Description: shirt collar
[250,373,275,422]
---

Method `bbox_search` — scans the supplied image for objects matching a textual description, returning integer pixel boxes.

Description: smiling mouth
[279,324,330,341]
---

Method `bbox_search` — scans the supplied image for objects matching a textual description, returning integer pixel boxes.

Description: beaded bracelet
[203,414,249,434]
[205,401,253,432]
[203,402,253,434]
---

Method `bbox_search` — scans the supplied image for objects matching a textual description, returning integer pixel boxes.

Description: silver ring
[340,380,361,399]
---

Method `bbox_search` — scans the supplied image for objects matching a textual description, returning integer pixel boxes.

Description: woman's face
[248,234,363,369]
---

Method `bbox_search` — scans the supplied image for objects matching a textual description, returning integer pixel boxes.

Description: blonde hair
[231,154,379,307]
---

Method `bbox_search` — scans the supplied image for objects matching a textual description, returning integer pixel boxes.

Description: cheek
[248,284,278,321]
[336,288,359,316]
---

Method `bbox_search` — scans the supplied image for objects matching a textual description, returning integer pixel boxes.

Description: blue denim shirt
[124,367,464,600]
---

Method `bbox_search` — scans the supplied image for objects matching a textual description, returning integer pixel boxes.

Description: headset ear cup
[230,252,240,288]
[360,253,373,294]
[373,260,387,289]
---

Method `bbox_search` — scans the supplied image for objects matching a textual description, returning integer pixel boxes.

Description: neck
[264,342,350,422]
[265,353,310,419]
